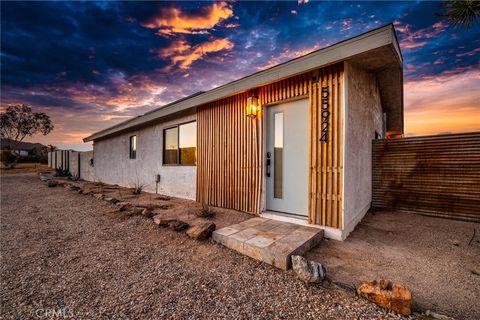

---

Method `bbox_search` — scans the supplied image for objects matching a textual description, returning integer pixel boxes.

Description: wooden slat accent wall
[197,64,344,229]
[308,65,344,228]
[197,93,262,213]
[372,132,480,222]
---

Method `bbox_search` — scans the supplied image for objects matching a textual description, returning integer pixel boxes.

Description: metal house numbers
[320,86,329,142]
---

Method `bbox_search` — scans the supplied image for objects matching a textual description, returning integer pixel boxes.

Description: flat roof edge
[84,24,401,142]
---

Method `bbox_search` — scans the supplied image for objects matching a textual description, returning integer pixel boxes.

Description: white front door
[266,99,309,217]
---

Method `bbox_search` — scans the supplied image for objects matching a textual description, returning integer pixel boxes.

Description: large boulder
[186,222,216,240]
[357,279,412,316]
[291,255,326,284]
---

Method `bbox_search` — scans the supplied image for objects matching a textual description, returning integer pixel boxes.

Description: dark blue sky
[1,1,479,150]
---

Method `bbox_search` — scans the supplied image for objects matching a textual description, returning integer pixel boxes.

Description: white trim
[341,63,348,231]
[261,211,344,241]
[84,25,400,142]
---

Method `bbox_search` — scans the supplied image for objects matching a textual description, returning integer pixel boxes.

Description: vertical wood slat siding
[308,65,344,228]
[197,93,261,214]
[372,132,480,222]
[197,66,344,228]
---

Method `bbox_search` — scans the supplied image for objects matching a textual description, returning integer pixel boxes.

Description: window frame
[162,120,197,166]
[129,135,137,159]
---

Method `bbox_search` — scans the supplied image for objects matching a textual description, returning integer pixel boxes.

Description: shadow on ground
[308,210,480,319]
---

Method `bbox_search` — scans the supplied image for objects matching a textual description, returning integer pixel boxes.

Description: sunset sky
[1,1,479,151]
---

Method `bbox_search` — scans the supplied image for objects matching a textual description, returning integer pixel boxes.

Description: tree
[0,104,53,166]
[441,0,480,28]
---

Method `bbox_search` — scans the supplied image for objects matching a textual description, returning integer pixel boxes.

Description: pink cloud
[396,21,448,50]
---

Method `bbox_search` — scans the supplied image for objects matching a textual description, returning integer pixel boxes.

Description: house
[83,24,403,240]
[1,138,47,158]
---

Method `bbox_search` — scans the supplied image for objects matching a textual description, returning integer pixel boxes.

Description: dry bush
[196,203,215,219]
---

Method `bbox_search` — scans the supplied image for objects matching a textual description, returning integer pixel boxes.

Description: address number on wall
[320,86,329,142]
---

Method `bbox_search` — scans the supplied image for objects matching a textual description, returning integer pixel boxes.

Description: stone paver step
[213,218,323,270]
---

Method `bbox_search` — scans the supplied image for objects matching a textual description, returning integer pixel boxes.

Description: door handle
[266,152,271,177]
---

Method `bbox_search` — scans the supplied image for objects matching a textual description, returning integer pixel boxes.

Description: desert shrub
[196,203,215,219]
[132,182,145,195]
[47,180,58,187]
[54,167,70,177]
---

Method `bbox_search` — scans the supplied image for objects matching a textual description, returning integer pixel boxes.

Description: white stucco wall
[79,151,95,182]
[54,150,63,169]
[343,62,384,238]
[92,113,196,200]
[69,151,79,178]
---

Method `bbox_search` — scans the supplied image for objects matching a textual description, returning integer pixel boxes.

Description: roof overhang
[84,24,402,142]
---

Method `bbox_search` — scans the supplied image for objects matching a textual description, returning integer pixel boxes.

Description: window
[274,112,283,199]
[163,121,196,165]
[129,135,136,159]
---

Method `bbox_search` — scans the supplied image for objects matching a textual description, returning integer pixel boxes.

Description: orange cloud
[156,38,234,70]
[404,70,480,136]
[142,2,233,36]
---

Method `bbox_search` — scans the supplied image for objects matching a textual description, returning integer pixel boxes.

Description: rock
[155,217,177,227]
[356,279,412,316]
[155,217,188,231]
[39,174,50,181]
[142,208,154,218]
[186,222,216,240]
[93,193,104,199]
[153,215,162,225]
[155,195,171,201]
[157,204,173,210]
[47,180,58,188]
[77,189,84,194]
[291,255,326,284]
[116,202,132,211]
[104,197,119,204]
[131,207,144,215]
[169,220,189,231]
[67,185,80,191]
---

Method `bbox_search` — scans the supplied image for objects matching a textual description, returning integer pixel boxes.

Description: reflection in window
[163,121,196,165]
[164,128,178,164]
[274,112,283,198]
[179,122,197,165]
[129,135,137,159]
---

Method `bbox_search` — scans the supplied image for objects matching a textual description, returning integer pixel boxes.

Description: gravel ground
[1,174,417,319]
[308,210,480,320]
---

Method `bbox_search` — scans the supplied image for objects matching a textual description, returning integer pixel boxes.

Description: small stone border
[43,178,217,242]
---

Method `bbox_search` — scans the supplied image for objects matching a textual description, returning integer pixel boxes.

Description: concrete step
[213,217,324,270]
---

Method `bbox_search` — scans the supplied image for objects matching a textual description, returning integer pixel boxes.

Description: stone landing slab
[212,217,324,270]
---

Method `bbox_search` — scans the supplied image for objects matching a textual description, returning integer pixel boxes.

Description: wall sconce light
[246,95,260,118]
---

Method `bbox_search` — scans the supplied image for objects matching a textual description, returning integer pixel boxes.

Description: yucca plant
[441,0,480,28]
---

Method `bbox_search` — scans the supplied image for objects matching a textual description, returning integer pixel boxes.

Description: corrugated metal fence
[372,132,480,222]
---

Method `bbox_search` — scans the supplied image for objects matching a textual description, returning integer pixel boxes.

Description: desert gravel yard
[0,173,418,319]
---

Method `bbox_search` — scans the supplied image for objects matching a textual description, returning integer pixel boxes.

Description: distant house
[0,138,47,157]
[81,25,403,240]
